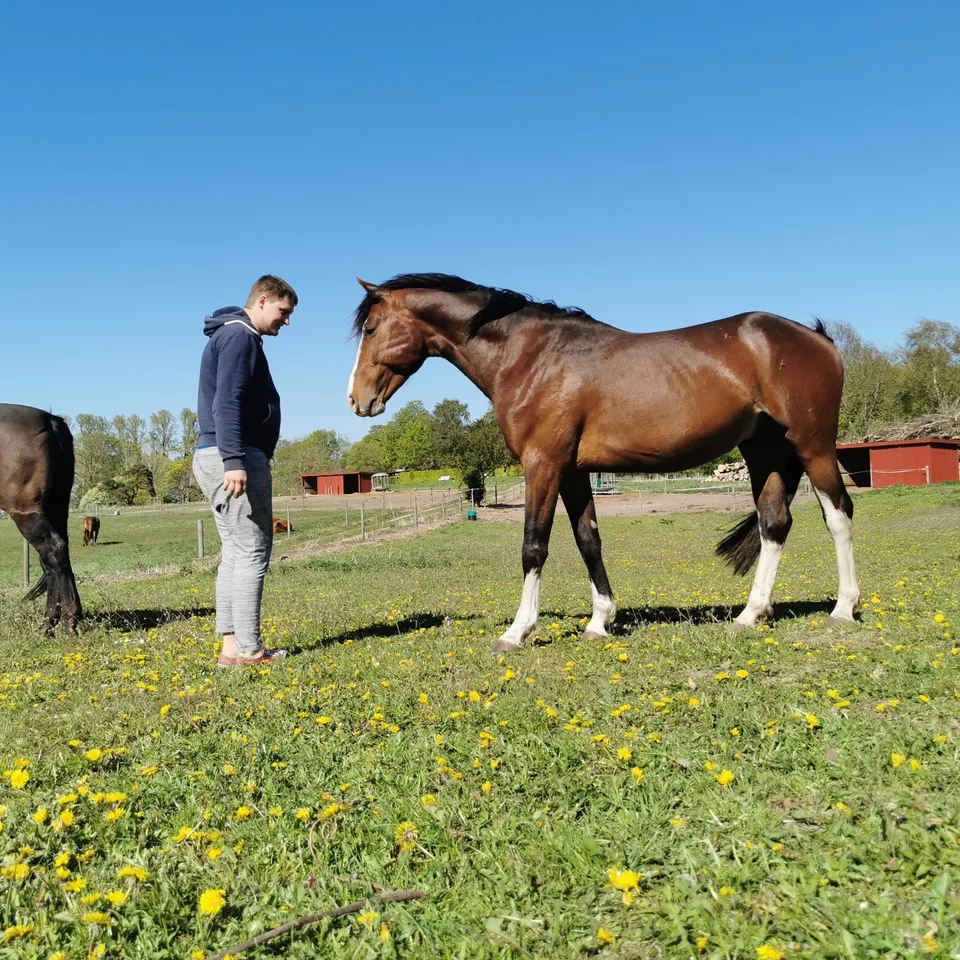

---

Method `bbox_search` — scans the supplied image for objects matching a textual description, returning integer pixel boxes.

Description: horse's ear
[356,277,381,297]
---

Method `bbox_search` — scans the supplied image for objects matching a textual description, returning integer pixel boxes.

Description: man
[192,275,296,666]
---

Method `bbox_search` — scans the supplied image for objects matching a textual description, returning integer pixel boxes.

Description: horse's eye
[363,326,375,338]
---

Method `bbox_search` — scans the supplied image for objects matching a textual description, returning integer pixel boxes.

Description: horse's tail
[46,414,76,539]
[24,571,48,601]
[716,512,761,575]
[811,317,834,342]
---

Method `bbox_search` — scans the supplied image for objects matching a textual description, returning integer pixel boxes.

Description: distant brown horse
[273,518,292,534]
[0,404,82,633]
[82,515,100,546]
[347,274,861,652]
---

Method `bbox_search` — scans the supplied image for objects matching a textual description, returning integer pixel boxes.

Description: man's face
[256,297,294,336]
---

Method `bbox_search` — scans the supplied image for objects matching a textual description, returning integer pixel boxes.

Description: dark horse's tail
[23,413,76,602]
[716,513,761,576]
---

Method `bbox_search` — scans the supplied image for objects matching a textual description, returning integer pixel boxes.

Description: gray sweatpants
[192,446,273,654]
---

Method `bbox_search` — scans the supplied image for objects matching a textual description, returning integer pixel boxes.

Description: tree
[179,408,199,459]
[430,399,470,465]
[73,414,123,498]
[343,425,390,473]
[147,409,177,458]
[898,318,960,415]
[454,409,515,503]
[386,401,434,469]
[273,429,350,495]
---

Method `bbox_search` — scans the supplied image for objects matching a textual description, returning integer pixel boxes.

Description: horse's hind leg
[560,472,616,639]
[12,510,79,634]
[802,452,861,624]
[734,440,803,627]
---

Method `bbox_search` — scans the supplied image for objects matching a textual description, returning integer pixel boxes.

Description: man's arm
[212,332,257,495]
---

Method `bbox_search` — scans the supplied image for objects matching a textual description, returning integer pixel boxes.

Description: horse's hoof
[827,616,857,629]
[583,630,607,641]
[726,621,754,632]
[492,639,522,654]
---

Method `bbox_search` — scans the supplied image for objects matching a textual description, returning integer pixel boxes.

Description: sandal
[217,647,287,667]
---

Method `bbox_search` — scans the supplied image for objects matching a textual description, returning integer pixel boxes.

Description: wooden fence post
[198,519,205,559]
[361,501,366,540]
[286,506,291,537]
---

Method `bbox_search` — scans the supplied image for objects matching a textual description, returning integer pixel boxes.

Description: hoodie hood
[203,306,258,338]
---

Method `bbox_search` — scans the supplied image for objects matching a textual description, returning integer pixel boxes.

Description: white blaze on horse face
[735,533,783,626]
[585,581,617,638]
[347,340,362,412]
[813,488,861,622]
[496,570,541,650]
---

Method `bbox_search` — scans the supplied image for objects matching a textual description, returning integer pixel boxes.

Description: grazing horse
[346,274,861,653]
[0,404,82,633]
[82,515,100,546]
[273,518,292,534]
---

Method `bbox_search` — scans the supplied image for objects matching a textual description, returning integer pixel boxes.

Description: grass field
[1,484,958,958]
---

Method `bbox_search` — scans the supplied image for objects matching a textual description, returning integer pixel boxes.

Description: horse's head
[348,278,428,417]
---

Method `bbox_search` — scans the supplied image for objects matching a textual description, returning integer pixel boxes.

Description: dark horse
[347,275,860,653]
[0,404,82,633]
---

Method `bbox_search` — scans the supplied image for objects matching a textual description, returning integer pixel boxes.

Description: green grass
[1,485,959,958]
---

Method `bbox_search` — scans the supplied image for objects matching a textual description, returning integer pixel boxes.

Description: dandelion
[355,911,378,925]
[82,912,111,925]
[481,781,493,793]
[696,936,709,953]
[198,888,226,916]
[597,927,615,944]
[295,808,311,821]
[716,770,735,787]
[909,758,922,771]
[380,921,390,941]
[420,794,436,806]
[670,817,685,827]
[617,747,632,761]
[7,770,29,789]
[85,749,102,762]
[1,863,29,881]
[756,946,784,960]
[3,924,35,944]
[736,669,749,679]
[631,767,645,784]
[719,886,735,896]
[607,868,641,906]
[395,821,418,853]
[59,809,75,827]
[890,753,906,768]
[117,866,149,882]
[805,714,821,730]
[32,807,49,824]
[235,806,254,821]
[106,891,128,906]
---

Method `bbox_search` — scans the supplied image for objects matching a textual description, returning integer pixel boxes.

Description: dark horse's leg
[732,434,803,627]
[493,464,561,653]
[560,472,616,639]
[13,511,80,634]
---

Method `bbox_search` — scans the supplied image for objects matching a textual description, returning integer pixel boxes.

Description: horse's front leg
[493,465,561,654]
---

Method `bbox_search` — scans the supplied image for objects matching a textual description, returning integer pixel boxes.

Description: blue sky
[2,1,957,443]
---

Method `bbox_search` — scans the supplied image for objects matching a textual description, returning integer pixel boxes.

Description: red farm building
[301,472,375,495]
[836,439,960,488]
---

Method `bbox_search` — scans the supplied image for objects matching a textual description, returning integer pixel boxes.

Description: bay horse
[346,275,860,653]
[82,515,100,546]
[0,404,82,633]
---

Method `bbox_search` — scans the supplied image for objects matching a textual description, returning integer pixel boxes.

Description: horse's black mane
[351,273,595,339]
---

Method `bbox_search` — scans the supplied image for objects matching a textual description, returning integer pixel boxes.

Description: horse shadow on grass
[289,612,482,654]
[612,599,835,631]
[86,607,216,631]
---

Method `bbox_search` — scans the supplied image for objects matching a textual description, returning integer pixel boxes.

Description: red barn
[836,439,960,488]
[301,472,375,495]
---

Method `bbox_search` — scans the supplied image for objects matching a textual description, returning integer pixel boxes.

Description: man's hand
[223,469,248,497]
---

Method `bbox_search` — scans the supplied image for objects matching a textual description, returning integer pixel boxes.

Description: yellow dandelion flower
[319,802,343,820]
[59,809,75,827]
[890,753,906,768]
[597,927,615,944]
[380,921,390,941]
[234,806,254,821]
[481,781,493,793]
[85,749,102,762]
[617,747,632,760]
[420,794,436,806]
[696,936,709,953]
[395,821,418,853]
[32,807,49,824]
[106,890,128,906]
[909,758,922,771]
[117,866,149,881]
[82,912,111,925]
[716,770,735,787]
[756,946,784,960]
[736,669,749,679]
[8,770,29,789]
[1,863,29,881]
[198,888,226,916]
[3,924,35,944]
[670,817,684,827]
[631,767,645,784]
[294,808,311,821]
[355,911,378,925]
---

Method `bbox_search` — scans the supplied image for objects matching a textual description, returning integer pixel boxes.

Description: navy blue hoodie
[197,307,281,471]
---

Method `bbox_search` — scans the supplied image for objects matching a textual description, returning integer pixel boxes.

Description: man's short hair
[246,275,298,307]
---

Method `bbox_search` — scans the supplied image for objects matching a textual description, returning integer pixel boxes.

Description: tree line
[61,317,959,505]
